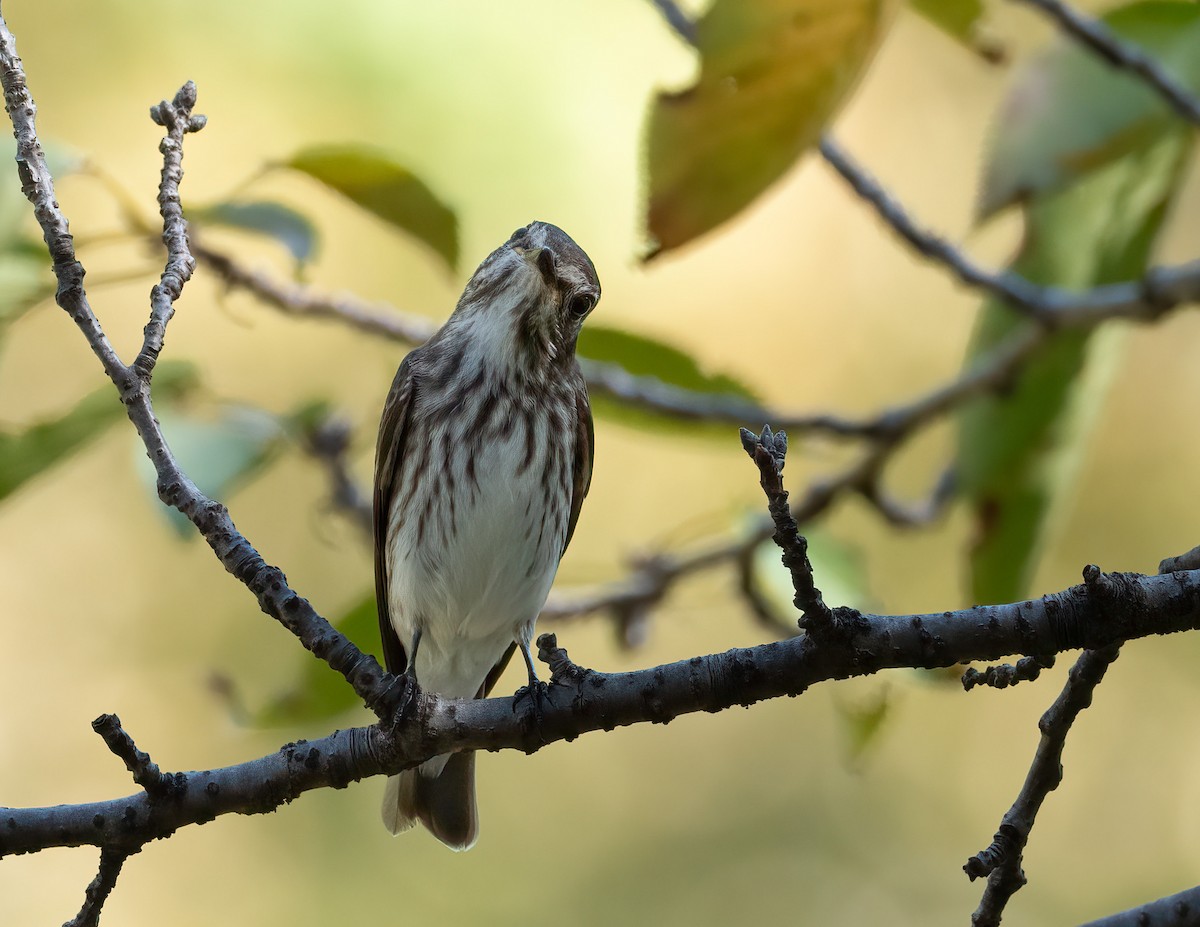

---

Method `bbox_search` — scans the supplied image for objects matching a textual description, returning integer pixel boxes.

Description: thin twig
[1015,0,1200,126]
[967,555,1188,921]
[735,544,799,639]
[133,82,205,378]
[739,425,836,632]
[967,642,1122,925]
[63,847,130,927]
[91,713,174,798]
[962,654,1055,691]
[0,19,397,719]
[302,414,373,535]
[194,239,437,345]
[819,136,1200,326]
[1159,544,1200,574]
[540,436,928,628]
[861,466,957,529]
[647,0,698,45]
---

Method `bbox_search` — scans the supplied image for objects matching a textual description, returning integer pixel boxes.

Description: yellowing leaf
[644,0,890,258]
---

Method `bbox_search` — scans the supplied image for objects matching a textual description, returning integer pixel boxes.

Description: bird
[374,221,599,850]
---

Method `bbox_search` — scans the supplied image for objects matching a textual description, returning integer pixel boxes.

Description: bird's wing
[562,381,594,553]
[374,352,418,675]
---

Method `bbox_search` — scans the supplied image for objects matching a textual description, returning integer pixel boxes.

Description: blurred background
[1,0,1199,924]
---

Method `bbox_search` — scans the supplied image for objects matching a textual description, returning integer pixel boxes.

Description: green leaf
[0,362,195,502]
[253,592,381,726]
[908,0,1003,61]
[957,128,1193,604]
[577,324,761,438]
[0,385,125,500]
[190,200,318,268]
[0,247,53,328]
[834,685,891,767]
[979,1,1200,219]
[643,0,888,258]
[580,325,753,397]
[284,145,457,271]
[139,403,284,536]
[908,0,982,40]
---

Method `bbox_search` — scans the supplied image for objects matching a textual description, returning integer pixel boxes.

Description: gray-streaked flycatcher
[374,221,598,850]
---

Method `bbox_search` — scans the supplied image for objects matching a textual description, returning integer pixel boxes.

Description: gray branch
[64,848,129,927]
[647,0,697,45]
[819,136,1200,326]
[0,14,396,725]
[1077,883,1200,927]
[967,643,1123,925]
[6,566,1200,859]
[1015,0,1200,126]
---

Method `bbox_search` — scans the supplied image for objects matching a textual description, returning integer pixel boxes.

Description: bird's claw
[512,679,550,738]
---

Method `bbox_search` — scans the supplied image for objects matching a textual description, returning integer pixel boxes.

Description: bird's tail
[381,751,478,851]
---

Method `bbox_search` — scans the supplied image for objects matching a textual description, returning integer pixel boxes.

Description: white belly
[385,408,569,700]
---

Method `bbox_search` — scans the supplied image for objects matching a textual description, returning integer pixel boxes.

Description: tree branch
[300,412,373,535]
[646,0,697,45]
[132,82,205,378]
[740,425,836,632]
[1159,544,1200,575]
[967,642,1122,925]
[965,545,1200,922]
[64,847,130,927]
[193,238,437,346]
[91,714,174,799]
[0,13,399,723]
[961,653,1055,691]
[1076,883,1200,927]
[1015,0,1200,126]
[819,136,1200,326]
[5,567,1200,858]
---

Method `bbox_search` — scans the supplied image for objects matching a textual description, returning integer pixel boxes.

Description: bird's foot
[512,679,550,739]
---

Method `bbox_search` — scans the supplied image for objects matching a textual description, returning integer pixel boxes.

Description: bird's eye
[567,293,594,318]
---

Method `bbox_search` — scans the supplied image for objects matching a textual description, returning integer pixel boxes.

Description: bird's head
[450,221,600,368]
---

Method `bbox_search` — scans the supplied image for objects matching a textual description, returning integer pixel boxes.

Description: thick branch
[4,567,1200,857]
[1077,883,1200,927]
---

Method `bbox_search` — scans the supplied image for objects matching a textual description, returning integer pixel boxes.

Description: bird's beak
[515,245,556,287]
